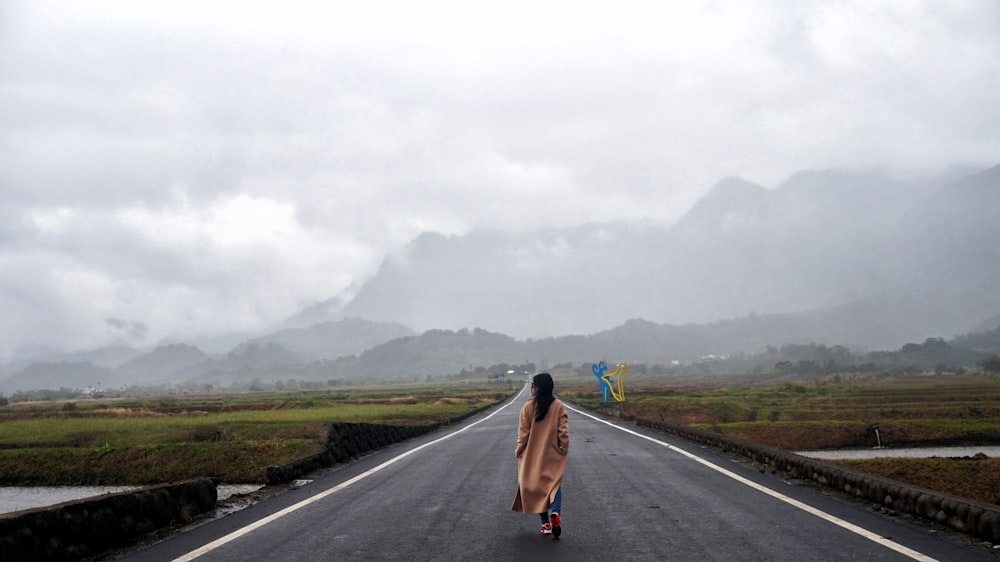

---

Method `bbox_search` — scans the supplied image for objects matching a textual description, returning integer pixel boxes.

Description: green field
[560,371,1000,504]
[0,384,510,485]
[6,373,1000,505]
[561,372,1000,444]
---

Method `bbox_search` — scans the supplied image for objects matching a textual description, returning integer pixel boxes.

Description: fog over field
[2,1,999,371]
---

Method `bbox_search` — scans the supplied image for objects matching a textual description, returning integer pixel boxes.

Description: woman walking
[512,372,569,538]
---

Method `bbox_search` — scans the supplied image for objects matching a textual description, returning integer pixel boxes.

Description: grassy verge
[0,385,510,485]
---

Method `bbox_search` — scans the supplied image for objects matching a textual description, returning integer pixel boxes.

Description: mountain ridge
[4,165,1000,393]
[327,165,999,343]
[3,308,999,394]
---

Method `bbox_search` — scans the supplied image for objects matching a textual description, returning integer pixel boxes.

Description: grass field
[559,371,1000,504]
[0,383,512,485]
[6,373,1000,505]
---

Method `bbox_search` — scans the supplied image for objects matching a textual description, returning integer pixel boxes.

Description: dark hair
[532,372,555,422]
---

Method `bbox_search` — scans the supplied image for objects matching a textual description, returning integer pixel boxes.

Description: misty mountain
[219,320,993,385]
[280,291,357,330]
[4,314,998,395]
[233,317,415,362]
[0,318,423,392]
[883,165,1000,307]
[2,362,118,392]
[4,166,1000,394]
[326,165,1000,349]
[335,327,524,380]
[0,345,143,377]
[116,343,210,381]
[59,346,144,369]
[216,342,299,370]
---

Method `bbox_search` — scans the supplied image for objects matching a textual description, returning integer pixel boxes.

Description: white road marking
[175,389,937,562]
[565,404,939,562]
[172,387,527,562]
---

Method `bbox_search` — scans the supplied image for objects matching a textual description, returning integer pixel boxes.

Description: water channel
[0,484,262,515]
[795,445,1000,460]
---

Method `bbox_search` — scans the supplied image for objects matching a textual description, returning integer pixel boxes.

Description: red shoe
[550,512,561,539]
[540,522,552,535]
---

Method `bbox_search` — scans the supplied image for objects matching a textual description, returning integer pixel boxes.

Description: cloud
[1,0,998,359]
[105,318,148,341]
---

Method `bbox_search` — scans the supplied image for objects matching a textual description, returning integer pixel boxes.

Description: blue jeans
[539,488,562,524]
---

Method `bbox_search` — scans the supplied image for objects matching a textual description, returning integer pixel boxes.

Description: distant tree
[923,337,947,349]
[951,326,1000,355]
[800,360,820,373]
[980,355,1000,372]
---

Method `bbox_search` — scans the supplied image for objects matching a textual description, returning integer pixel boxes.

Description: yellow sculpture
[593,361,629,403]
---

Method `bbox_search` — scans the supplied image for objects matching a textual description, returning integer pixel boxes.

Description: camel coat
[511,398,569,514]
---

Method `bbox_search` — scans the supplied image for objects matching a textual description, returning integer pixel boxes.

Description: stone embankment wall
[266,401,499,485]
[0,478,217,562]
[598,406,1000,543]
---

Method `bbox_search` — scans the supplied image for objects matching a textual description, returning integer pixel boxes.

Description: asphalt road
[122,385,997,561]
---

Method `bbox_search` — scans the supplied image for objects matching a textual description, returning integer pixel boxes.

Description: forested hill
[5,316,1000,396]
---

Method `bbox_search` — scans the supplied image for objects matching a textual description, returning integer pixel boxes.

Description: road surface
[121,385,996,561]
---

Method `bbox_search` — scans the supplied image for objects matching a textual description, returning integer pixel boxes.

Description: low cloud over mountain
[3,166,999,394]
[325,165,1000,348]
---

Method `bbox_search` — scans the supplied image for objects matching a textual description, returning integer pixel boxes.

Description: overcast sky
[2,1,998,361]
